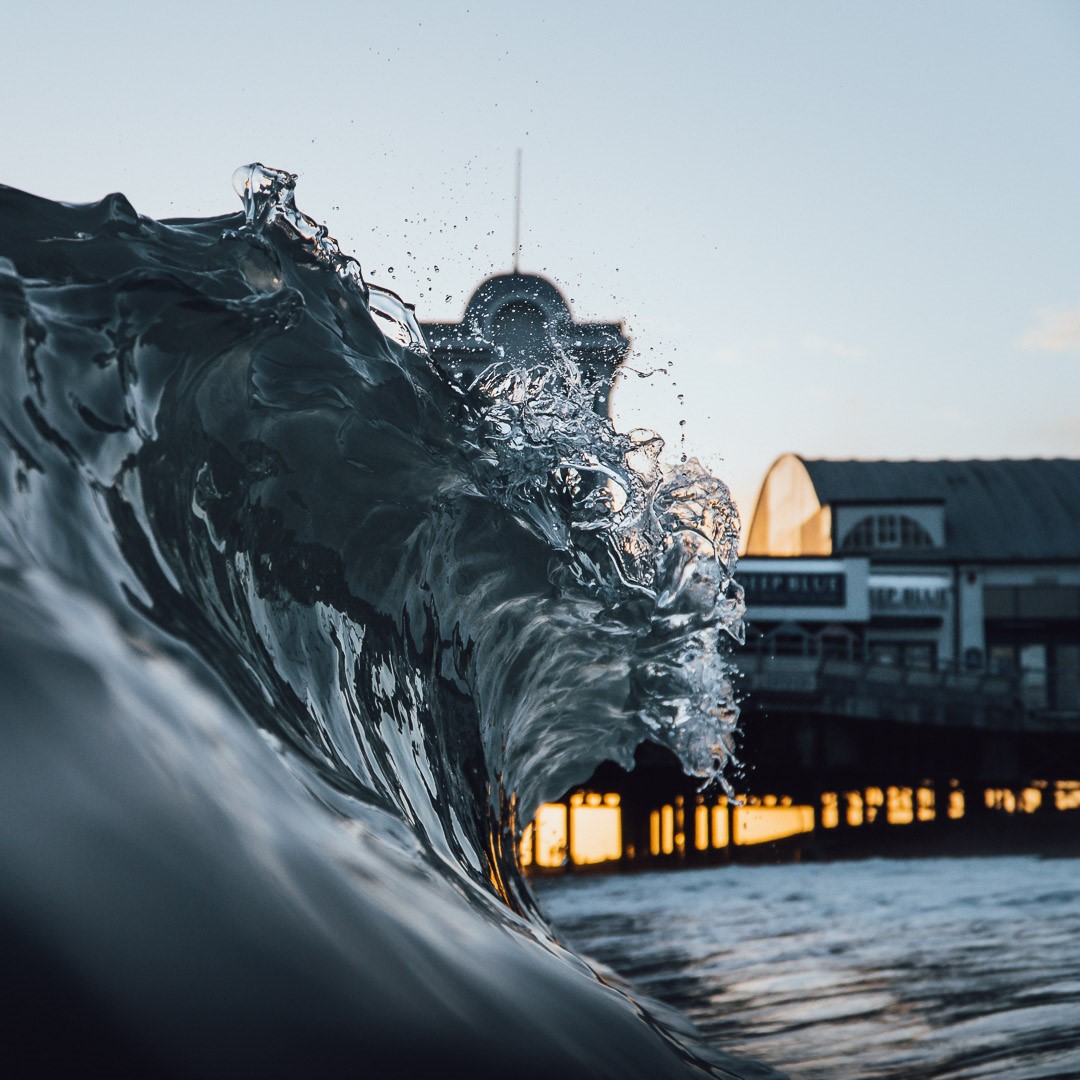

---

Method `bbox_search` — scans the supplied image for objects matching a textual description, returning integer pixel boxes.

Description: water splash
[229,162,746,788]
[0,167,767,1077]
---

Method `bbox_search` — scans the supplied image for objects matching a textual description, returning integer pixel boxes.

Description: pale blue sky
[4,0,1079,525]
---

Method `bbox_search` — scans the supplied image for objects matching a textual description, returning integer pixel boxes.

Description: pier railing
[736,650,1080,732]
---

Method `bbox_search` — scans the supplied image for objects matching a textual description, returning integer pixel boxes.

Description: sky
[3,0,1079,533]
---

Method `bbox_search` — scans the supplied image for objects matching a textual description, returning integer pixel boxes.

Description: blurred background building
[741,454,1080,714]
[420,272,631,417]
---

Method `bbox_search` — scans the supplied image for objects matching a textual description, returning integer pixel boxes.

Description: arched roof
[752,456,1080,561]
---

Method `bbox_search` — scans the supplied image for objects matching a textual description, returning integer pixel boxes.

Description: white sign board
[869,574,951,616]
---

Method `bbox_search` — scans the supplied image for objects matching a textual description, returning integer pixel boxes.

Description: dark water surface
[536,856,1080,1079]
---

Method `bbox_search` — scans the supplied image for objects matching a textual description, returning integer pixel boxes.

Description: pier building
[525,455,1080,873]
[420,272,631,417]
[741,455,1080,714]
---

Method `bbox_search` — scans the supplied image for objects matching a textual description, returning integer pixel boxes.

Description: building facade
[741,454,1080,713]
[420,272,631,417]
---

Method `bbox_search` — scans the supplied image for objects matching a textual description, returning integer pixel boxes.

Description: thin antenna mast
[513,148,522,272]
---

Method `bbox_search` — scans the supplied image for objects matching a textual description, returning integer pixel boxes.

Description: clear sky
[4,1,1079,533]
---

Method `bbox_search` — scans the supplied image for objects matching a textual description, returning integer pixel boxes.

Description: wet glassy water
[535,857,1080,1079]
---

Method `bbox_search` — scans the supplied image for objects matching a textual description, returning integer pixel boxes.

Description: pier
[522,676,1080,874]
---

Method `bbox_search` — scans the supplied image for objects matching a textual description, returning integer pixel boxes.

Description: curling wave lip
[0,168,770,1078]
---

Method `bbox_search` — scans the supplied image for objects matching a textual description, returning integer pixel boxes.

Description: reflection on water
[535,856,1080,1079]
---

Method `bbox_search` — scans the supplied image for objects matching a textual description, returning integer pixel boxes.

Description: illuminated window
[821,792,839,829]
[734,802,815,845]
[1017,787,1042,814]
[569,792,622,864]
[694,803,710,851]
[986,788,1017,813]
[1055,781,1080,811]
[660,804,675,855]
[534,803,568,867]
[864,786,884,824]
[711,802,730,848]
[846,791,864,827]
[948,782,965,819]
[916,786,935,822]
[887,786,914,824]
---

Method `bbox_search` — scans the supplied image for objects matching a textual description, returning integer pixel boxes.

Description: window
[767,623,812,657]
[840,514,935,551]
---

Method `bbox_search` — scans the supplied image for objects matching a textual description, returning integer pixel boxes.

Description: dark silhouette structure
[420,273,631,417]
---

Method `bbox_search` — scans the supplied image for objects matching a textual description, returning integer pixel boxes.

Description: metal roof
[800,457,1080,561]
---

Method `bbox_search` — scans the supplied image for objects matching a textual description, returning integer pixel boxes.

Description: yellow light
[649,810,660,856]
[948,789,965,819]
[846,791,864,827]
[534,803,568,867]
[694,804,709,850]
[1018,787,1042,814]
[916,786,936,822]
[661,804,675,855]
[886,786,914,825]
[570,803,621,864]
[711,804,729,848]
[733,805,815,845]
[821,792,839,829]
[1055,781,1080,811]
[519,822,534,867]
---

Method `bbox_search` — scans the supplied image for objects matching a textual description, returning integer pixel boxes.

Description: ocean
[537,856,1080,1079]
[0,164,768,1077]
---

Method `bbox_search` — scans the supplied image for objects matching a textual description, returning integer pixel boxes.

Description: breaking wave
[0,165,769,1078]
